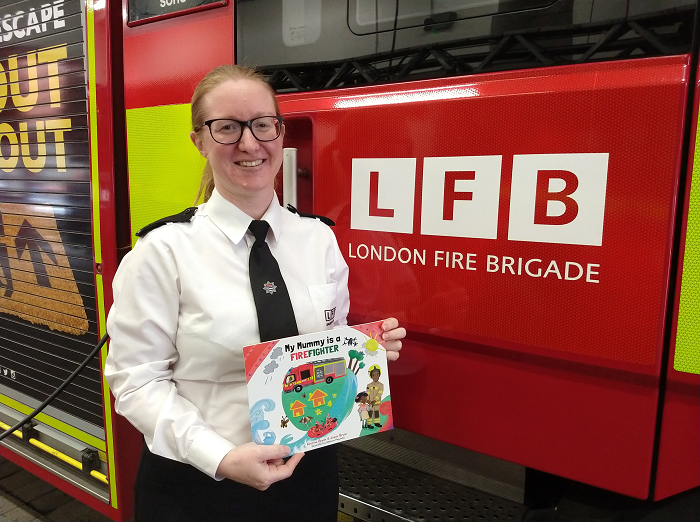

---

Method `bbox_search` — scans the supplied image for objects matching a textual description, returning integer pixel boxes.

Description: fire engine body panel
[1,0,699,520]
[277,55,694,500]
[283,357,347,393]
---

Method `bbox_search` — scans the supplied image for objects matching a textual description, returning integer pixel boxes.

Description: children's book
[243,321,392,454]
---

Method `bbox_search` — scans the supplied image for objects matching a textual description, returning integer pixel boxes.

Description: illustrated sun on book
[244,321,392,454]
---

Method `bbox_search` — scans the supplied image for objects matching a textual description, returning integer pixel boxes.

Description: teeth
[237,160,263,167]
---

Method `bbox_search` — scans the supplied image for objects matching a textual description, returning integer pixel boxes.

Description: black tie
[248,220,299,342]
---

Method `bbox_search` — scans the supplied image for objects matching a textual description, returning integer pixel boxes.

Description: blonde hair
[191,65,280,204]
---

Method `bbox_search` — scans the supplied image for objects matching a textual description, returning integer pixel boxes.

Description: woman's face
[191,78,284,207]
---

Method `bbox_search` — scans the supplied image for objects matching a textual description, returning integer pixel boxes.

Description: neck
[218,188,274,220]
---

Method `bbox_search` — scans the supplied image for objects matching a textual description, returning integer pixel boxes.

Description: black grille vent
[264,7,693,93]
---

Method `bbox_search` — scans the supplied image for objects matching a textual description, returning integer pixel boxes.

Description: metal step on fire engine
[337,429,526,522]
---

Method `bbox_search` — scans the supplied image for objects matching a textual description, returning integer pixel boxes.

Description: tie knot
[249,220,270,243]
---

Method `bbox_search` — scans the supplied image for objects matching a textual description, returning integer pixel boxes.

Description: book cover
[244,321,392,454]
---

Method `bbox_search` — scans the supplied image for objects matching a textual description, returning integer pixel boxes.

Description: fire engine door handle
[283,148,297,209]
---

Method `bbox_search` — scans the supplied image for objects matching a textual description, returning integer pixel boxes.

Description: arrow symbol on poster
[15,220,58,288]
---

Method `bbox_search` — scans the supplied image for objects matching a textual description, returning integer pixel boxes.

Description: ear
[190,130,208,158]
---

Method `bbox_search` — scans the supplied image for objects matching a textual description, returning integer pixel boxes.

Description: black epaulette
[286,204,335,226]
[135,207,198,237]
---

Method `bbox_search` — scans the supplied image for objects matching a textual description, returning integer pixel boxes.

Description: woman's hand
[216,443,304,490]
[381,317,406,361]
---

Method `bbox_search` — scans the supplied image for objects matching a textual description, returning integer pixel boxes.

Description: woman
[104,65,405,521]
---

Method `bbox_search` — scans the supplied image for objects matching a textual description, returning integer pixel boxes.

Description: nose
[237,124,259,151]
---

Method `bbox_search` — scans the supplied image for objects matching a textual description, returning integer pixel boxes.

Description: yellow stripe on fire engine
[675,106,700,374]
[85,0,118,507]
[126,103,205,242]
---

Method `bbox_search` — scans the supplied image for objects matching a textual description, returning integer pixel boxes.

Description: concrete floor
[0,456,113,522]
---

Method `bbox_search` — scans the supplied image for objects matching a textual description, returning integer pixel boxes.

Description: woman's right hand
[215,442,304,490]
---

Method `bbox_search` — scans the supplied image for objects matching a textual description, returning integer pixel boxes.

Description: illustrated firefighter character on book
[366,365,385,429]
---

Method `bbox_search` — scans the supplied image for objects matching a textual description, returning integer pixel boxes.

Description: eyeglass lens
[209,117,281,144]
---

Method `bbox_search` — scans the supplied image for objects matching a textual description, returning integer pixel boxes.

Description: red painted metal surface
[94,2,142,520]
[278,56,690,498]
[122,1,234,110]
[654,64,700,501]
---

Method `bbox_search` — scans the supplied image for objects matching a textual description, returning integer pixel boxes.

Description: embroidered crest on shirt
[263,281,277,294]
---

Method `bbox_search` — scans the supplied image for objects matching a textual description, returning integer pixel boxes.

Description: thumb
[263,445,292,461]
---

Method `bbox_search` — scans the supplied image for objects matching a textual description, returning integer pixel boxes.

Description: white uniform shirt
[104,189,350,479]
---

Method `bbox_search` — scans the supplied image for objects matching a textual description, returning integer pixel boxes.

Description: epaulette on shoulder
[286,204,335,226]
[136,207,198,237]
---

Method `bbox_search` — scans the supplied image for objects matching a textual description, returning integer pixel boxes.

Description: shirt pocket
[307,282,337,329]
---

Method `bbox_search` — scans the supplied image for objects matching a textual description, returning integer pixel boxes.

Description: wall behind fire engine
[235,0,693,69]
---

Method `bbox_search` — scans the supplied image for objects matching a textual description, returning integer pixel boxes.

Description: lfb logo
[350,153,609,246]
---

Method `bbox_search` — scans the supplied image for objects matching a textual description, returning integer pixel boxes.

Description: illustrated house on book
[309,389,328,407]
[290,400,306,417]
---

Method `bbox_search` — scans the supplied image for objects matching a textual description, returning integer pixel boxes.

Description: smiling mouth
[236,159,264,167]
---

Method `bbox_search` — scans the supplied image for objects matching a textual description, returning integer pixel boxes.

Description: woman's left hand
[381,317,406,361]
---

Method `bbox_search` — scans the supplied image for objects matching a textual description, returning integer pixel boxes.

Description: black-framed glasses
[200,116,284,144]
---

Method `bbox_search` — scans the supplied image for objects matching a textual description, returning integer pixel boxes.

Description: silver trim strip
[1,388,105,440]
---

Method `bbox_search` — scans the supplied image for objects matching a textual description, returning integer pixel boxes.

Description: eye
[253,117,277,132]
[214,120,240,133]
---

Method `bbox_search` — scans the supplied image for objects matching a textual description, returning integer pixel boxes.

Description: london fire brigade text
[347,244,600,283]
[351,153,608,246]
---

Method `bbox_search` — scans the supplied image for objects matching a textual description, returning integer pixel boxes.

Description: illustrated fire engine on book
[244,321,392,454]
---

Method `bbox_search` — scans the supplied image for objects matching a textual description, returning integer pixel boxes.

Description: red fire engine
[0,1,699,521]
[283,357,347,393]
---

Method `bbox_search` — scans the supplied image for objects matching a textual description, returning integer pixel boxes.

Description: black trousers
[134,444,339,522]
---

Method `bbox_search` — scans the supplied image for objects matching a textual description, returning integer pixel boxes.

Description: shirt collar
[203,188,283,245]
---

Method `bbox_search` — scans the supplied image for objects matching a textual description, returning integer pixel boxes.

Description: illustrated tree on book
[348,350,366,374]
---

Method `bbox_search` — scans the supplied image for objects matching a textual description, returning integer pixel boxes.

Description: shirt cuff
[187,430,237,480]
